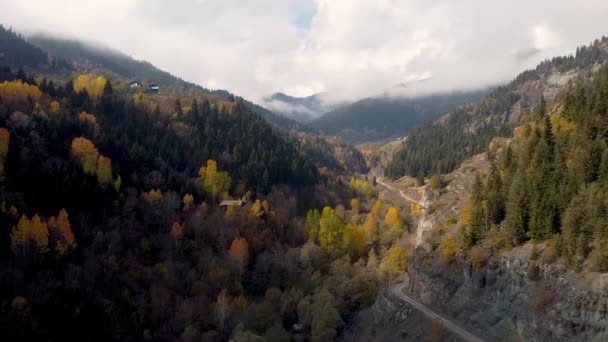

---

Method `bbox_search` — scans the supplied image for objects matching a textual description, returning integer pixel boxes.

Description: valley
[1,4,608,341]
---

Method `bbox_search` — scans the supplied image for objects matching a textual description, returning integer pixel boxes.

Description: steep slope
[0,25,69,70]
[369,37,608,342]
[386,36,608,179]
[310,90,488,143]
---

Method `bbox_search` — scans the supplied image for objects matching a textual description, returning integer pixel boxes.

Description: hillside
[0,25,413,341]
[386,36,608,179]
[309,90,487,143]
[371,51,608,341]
[18,31,368,177]
[26,34,309,132]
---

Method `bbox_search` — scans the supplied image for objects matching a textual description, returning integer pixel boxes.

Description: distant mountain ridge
[309,90,489,143]
[263,92,335,123]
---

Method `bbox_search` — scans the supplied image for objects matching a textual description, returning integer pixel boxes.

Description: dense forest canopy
[0,24,412,341]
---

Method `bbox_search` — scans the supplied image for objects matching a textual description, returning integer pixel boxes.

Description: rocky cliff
[405,249,608,341]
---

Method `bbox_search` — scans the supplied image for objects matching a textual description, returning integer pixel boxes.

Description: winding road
[391,282,486,342]
[372,172,423,206]
[372,171,431,245]
[374,171,484,341]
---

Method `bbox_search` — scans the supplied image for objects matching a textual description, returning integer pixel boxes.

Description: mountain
[309,89,488,143]
[0,25,69,70]
[386,36,608,179]
[0,27,406,341]
[367,36,608,342]
[263,92,333,123]
[26,33,310,132]
[23,31,370,176]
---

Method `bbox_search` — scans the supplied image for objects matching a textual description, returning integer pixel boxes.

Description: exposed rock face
[405,251,608,341]
[351,288,464,341]
[416,152,490,245]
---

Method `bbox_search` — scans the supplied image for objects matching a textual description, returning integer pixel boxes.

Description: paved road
[391,282,486,342]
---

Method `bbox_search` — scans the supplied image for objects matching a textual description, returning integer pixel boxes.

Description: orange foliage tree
[78,111,97,125]
[11,214,49,255]
[170,222,184,240]
[48,209,76,255]
[0,128,9,183]
[228,237,249,276]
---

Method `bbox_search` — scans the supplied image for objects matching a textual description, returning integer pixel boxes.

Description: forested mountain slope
[310,90,487,143]
[386,36,608,179]
[0,26,411,341]
[0,65,407,341]
[27,31,371,172]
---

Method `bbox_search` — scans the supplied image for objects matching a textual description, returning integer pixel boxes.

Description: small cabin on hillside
[219,200,244,208]
[148,84,160,92]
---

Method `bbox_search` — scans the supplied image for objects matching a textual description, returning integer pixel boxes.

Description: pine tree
[486,160,505,224]
[504,169,528,245]
[463,173,487,248]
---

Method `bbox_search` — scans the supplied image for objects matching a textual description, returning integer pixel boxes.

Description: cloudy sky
[1,0,608,104]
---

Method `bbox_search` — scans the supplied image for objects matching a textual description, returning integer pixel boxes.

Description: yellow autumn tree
[250,199,264,218]
[343,224,367,258]
[385,207,404,229]
[459,199,473,225]
[0,80,42,103]
[96,155,112,185]
[350,198,360,211]
[349,178,376,196]
[318,206,345,252]
[198,159,231,199]
[0,127,9,183]
[73,74,106,98]
[382,246,408,276]
[439,236,458,264]
[71,137,99,175]
[372,199,384,218]
[363,214,378,240]
[409,202,422,218]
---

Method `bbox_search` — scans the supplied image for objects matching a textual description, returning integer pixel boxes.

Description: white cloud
[1,0,608,104]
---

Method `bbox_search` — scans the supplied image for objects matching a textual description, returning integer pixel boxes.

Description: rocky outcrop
[406,251,608,341]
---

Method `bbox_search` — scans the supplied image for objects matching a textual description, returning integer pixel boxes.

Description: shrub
[470,249,486,271]
[439,236,458,264]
